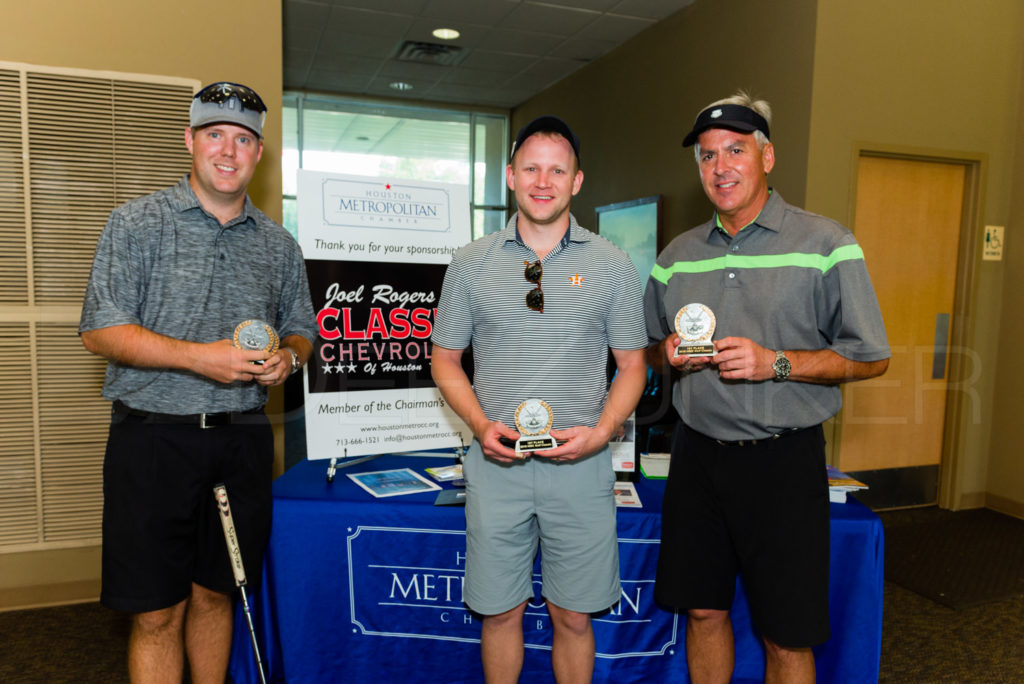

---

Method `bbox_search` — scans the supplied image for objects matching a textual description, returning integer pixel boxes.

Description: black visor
[682,104,770,148]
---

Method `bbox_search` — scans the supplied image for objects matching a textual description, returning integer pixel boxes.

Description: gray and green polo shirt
[644,191,890,441]
[79,175,317,414]
[433,212,647,431]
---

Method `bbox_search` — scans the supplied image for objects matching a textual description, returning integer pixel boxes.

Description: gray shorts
[462,441,620,615]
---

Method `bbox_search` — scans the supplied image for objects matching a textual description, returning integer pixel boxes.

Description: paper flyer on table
[614,481,642,508]
[347,468,441,498]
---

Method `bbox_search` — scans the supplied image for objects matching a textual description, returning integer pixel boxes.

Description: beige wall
[5,0,283,217]
[807,0,1024,510]
[1,0,282,609]
[988,4,1024,516]
[519,0,1024,513]
[512,0,818,247]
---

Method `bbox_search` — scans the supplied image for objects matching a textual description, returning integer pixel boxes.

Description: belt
[113,400,263,429]
[687,424,805,448]
[714,434,785,447]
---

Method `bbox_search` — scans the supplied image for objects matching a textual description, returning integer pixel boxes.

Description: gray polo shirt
[644,191,890,441]
[432,212,647,431]
[79,175,316,414]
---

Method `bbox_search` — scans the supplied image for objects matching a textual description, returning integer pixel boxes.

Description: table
[228,455,883,683]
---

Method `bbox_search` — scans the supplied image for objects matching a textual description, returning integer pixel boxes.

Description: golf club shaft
[214,484,268,684]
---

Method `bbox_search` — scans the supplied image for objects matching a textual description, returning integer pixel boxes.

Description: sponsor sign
[298,171,472,458]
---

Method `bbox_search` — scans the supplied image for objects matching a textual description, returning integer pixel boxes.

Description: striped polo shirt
[433,212,647,431]
[643,191,890,442]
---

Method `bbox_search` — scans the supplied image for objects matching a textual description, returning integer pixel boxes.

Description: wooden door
[837,156,965,496]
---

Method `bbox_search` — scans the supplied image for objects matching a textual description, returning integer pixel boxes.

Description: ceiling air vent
[393,40,468,67]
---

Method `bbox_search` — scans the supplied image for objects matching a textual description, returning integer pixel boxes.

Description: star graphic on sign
[386,184,391,190]
[568,273,585,287]
[321,363,334,374]
[347,362,357,373]
[335,362,347,374]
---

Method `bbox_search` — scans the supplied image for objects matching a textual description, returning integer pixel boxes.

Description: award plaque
[234,319,280,364]
[513,399,557,455]
[674,303,716,357]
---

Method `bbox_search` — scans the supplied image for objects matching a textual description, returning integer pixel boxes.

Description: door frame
[839,143,984,510]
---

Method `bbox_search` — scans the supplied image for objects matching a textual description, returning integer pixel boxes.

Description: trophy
[513,399,557,455]
[234,319,280,364]
[674,303,716,357]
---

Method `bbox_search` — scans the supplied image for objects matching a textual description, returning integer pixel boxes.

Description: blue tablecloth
[229,455,883,683]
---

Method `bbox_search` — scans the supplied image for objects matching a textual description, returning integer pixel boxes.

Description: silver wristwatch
[772,350,791,381]
[284,347,301,375]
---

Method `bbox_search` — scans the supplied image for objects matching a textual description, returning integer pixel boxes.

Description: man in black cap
[644,91,890,683]
[80,81,316,682]
[432,115,647,682]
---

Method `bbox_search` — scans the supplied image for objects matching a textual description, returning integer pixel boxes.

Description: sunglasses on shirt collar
[524,260,544,313]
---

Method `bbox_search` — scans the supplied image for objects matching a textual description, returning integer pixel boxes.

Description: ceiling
[283,0,696,109]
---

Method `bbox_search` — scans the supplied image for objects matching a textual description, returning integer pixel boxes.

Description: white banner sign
[298,171,472,459]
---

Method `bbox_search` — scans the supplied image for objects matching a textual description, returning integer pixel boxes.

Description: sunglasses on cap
[524,260,544,313]
[194,82,267,114]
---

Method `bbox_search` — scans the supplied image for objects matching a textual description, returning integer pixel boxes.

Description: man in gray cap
[645,91,890,683]
[80,81,316,682]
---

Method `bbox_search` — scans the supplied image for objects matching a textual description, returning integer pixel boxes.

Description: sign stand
[324,440,469,484]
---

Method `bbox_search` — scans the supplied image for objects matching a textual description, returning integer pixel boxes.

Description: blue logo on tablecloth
[346,526,678,658]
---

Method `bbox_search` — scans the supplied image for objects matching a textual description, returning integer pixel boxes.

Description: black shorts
[654,422,830,648]
[100,405,273,613]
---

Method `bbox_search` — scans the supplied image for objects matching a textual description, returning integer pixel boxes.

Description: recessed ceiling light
[432,27,460,40]
[389,81,414,91]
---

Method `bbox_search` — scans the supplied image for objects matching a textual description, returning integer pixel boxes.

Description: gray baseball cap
[189,82,267,138]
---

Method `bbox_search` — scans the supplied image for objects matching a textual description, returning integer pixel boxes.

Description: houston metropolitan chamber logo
[322,179,452,233]
[346,526,679,658]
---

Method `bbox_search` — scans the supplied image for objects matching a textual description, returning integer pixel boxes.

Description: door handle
[932,313,950,380]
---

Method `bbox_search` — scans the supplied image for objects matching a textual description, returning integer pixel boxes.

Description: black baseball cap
[682,103,770,148]
[510,115,581,165]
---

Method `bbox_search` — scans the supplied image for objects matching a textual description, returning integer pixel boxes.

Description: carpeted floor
[2,507,1022,683]
[879,582,1024,683]
[0,600,130,683]
[881,506,1024,609]
[877,506,1024,683]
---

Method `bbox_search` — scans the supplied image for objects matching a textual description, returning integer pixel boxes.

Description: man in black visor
[645,91,890,683]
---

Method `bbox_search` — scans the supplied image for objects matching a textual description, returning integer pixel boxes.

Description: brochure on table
[827,464,868,504]
[609,413,636,473]
[347,468,441,498]
[298,171,472,459]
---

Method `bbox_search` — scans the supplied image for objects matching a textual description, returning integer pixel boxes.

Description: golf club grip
[213,484,248,587]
